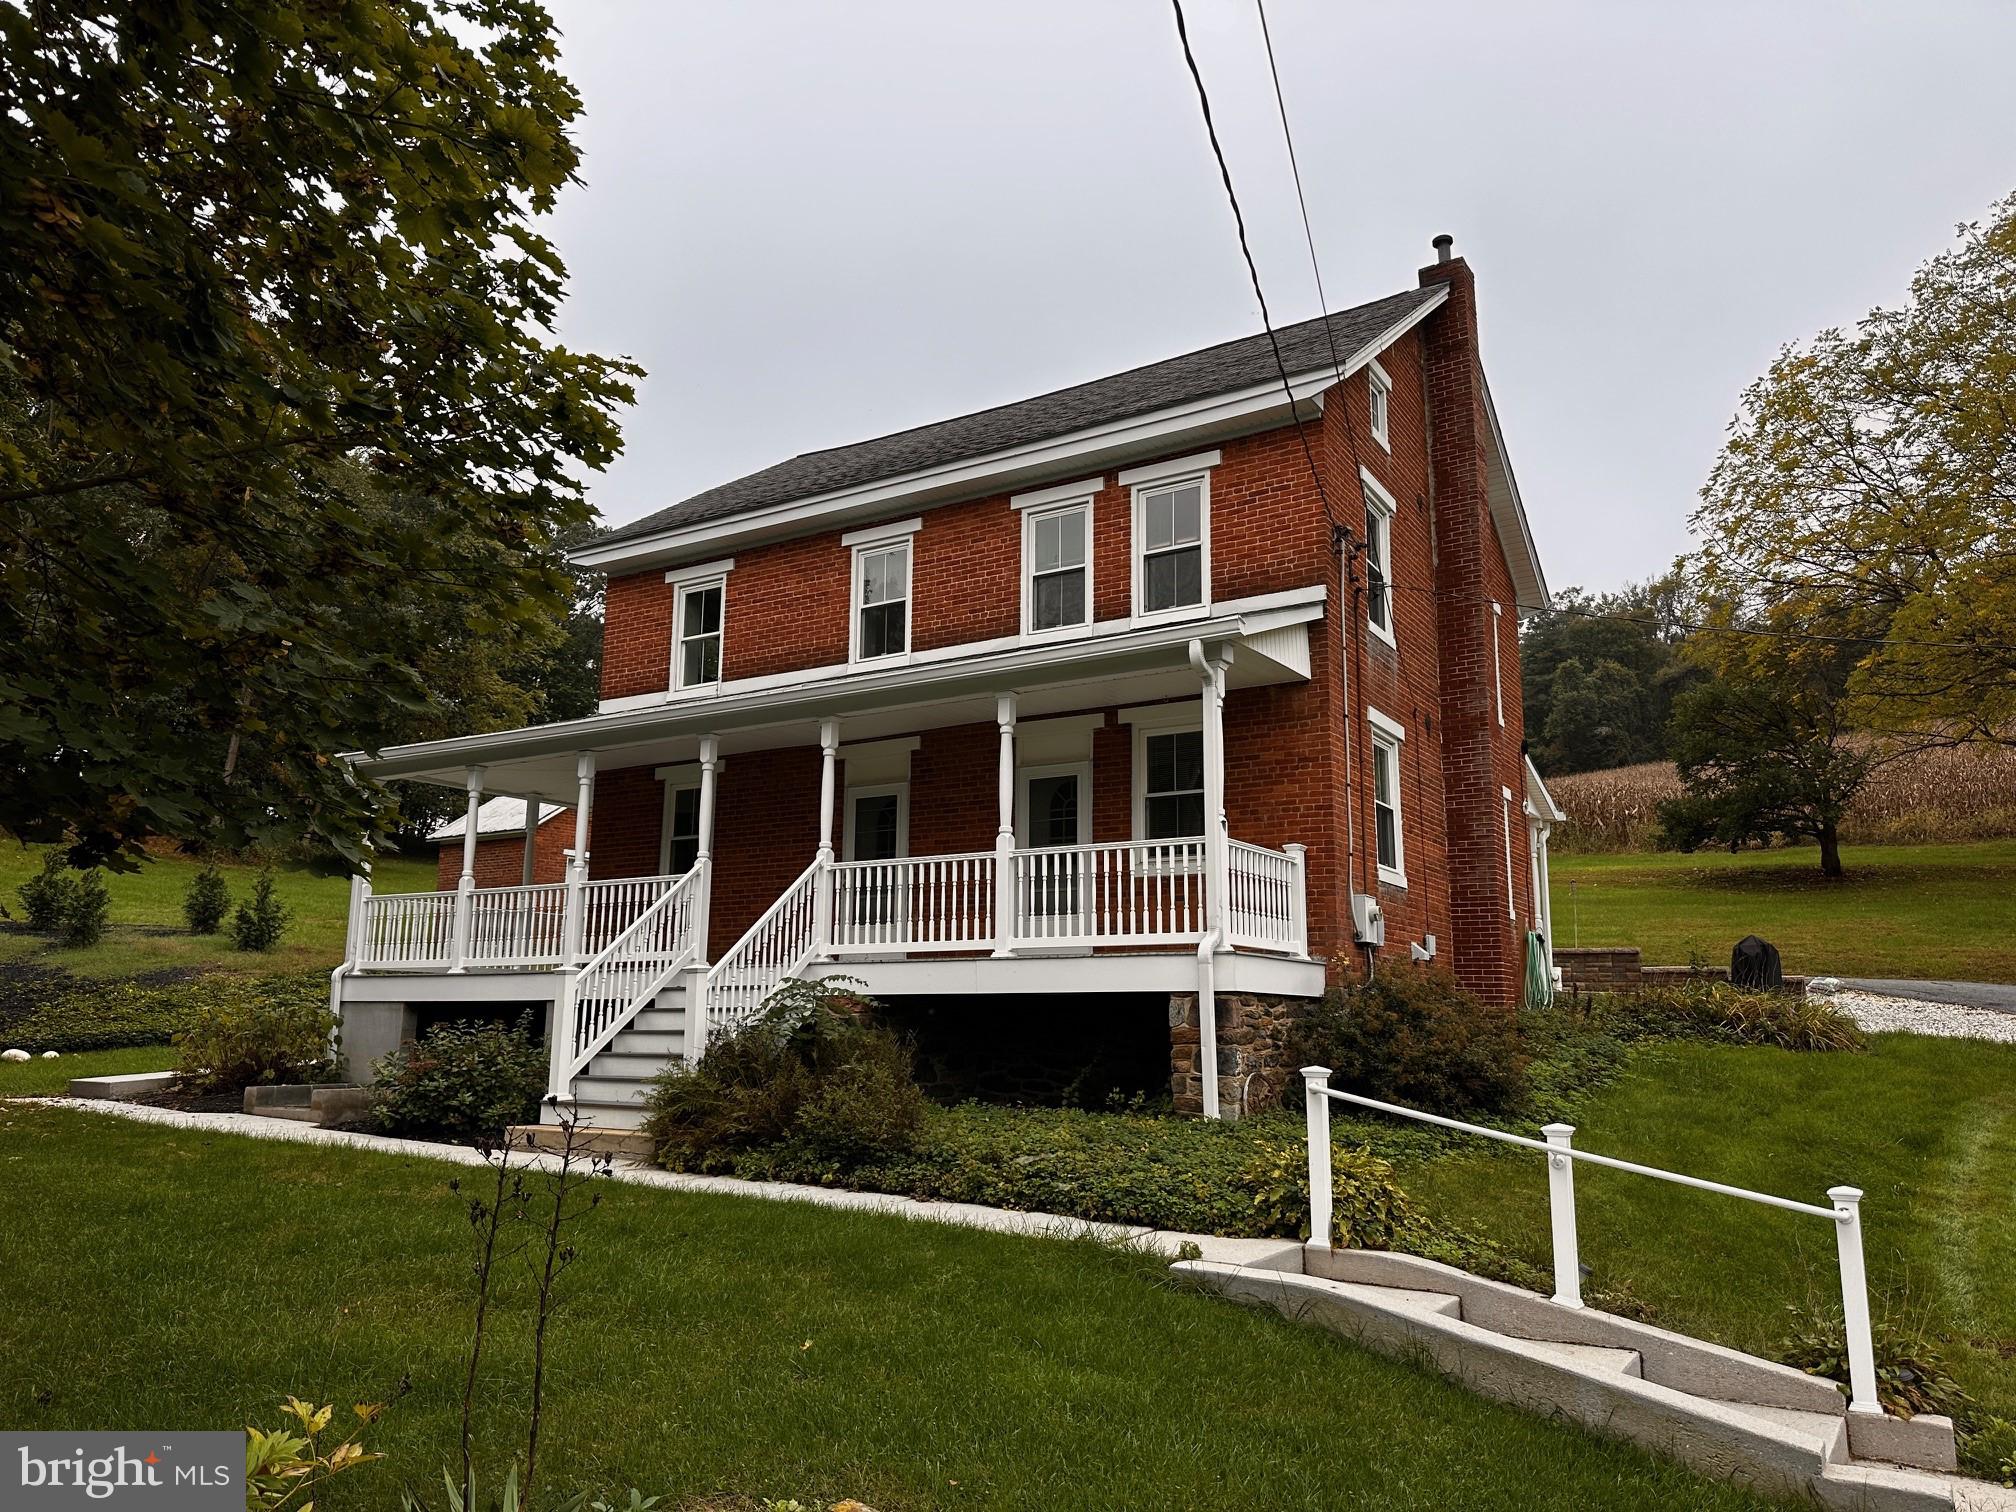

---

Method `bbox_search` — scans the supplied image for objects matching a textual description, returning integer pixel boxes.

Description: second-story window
[1026,501,1089,632]
[1367,357,1392,450]
[1139,480,1203,613]
[674,579,724,689]
[853,539,911,660]
[1360,467,1396,646]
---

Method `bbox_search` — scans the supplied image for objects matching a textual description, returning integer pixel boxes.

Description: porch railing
[827,851,996,955]
[552,867,703,1096]
[1009,839,1209,947]
[355,873,681,972]
[1299,1067,1883,1418]
[466,880,569,967]
[697,858,823,1037]
[1226,839,1307,955]
[356,890,460,970]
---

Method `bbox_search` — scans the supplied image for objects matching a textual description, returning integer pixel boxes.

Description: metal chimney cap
[1432,233,1454,263]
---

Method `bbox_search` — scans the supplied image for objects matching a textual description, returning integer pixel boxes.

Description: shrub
[1603,979,1864,1053]
[59,870,111,948]
[1777,1302,1971,1422]
[173,975,337,1091]
[16,851,76,932]
[183,865,231,934]
[231,867,291,952]
[643,978,923,1173]
[369,1017,547,1141]
[1286,969,1527,1116]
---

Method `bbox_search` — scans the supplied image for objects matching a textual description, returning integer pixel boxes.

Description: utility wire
[1255,0,1348,395]
[1168,0,1338,530]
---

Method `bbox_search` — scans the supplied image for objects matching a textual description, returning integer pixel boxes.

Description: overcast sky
[541,0,2016,595]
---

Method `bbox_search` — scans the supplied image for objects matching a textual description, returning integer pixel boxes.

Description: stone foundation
[1169,990,1314,1120]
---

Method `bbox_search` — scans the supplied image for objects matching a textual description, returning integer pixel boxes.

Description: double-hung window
[663,558,733,693]
[845,522,917,662]
[1122,451,1216,619]
[663,784,701,874]
[1026,500,1089,632]
[1367,357,1392,451]
[1360,466,1396,646]
[1141,728,1205,840]
[1368,707,1406,887]
[674,580,724,689]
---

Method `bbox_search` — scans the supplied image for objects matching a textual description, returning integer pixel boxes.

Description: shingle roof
[428,796,568,843]
[598,285,1442,547]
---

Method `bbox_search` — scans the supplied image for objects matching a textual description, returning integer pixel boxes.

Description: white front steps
[1175,1246,2003,1512]
[553,984,691,1132]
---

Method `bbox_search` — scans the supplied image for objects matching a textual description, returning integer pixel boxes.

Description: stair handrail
[1298,1067,1882,1418]
[552,864,703,1097]
[695,857,824,1055]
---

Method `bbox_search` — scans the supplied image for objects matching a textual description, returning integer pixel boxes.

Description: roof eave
[1479,371,1550,616]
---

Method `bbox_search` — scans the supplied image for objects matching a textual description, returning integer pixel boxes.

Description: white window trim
[671,574,728,693]
[1491,600,1505,726]
[662,556,735,586]
[1128,456,1216,625]
[842,781,910,861]
[1010,476,1104,511]
[1359,465,1398,649]
[1367,357,1392,452]
[849,537,914,665]
[1367,706,1406,888]
[1502,785,1517,919]
[1131,719,1205,842]
[1021,493,1095,639]
[1014,761,1093,848]
[655,767,703,876]
[840,517,922,547]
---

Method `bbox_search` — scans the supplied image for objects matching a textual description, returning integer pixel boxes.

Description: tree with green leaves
[1696,191,2016,749]
[1521,573,1699,775]
[0,1,637,870]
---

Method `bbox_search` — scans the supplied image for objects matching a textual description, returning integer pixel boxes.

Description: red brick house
[428,797,572,891]
[337,240,1557,1125]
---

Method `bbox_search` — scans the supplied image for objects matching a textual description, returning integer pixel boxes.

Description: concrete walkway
[5,1096,1298,1268]
[1838,978,2016,1014]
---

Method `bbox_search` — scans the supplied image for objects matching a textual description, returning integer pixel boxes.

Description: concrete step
[630,1008,689,1033]
[1519,1337,1644,1378]
[509,1120,655,1159]
[608,1029,684,1057]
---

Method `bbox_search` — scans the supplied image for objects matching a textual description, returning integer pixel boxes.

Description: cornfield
[1547,743,2016,853]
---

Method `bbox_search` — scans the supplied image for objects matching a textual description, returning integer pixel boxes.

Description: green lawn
[1391,1031,2016,1429]
[0,1106,1777,1512]
[0,1045,174,1095]
[0,845,436,978]
[1549,839,2016,982]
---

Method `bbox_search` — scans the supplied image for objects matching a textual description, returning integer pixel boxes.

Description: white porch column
[811,718,840,957]
[1197,646,1233,945]
[520,796,540,887]
[448,766,485,972]
[992,692,1018,957]
[693,735,721,966]
[560,751,596,967]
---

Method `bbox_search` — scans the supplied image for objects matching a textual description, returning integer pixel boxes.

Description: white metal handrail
[1299,1068,1882,1417]
[828,852,995,954]
[357,890,459,969]
[1226,839,1306,955]
[1009,839,1207,947]
[700,858,823,1036]
[556,867,703,1093]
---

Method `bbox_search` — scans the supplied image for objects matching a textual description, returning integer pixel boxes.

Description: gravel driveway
[1809,980,2016,1044]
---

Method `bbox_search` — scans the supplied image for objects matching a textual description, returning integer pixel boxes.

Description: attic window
[1367,358,1392,451]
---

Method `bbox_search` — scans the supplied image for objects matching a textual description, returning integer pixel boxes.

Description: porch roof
[348,586,1325,803]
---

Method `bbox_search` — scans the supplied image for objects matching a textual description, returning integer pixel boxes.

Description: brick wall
[433,812,571,890]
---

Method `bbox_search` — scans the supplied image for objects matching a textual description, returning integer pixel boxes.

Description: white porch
[338,591,1328,1120]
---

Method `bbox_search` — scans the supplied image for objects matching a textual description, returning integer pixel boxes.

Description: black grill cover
[1731,935,1783,990]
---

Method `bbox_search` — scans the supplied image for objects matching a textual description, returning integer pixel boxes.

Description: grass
[0,1105,1779,1512]
[1390,1031,2016,1427]
[0,845,435,978]
[0,1045,175,1095]
[1549,839,2016,982]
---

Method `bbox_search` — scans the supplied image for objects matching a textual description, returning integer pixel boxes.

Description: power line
[1254,0,1347,394]
[1167,0,1338,530]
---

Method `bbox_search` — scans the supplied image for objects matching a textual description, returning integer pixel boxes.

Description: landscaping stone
[1811,986,2016,1045]
[243,1083,373,1125]
[2,1048,28,1062]
[1168,989,1311,1119]
[67,1070,177,1101]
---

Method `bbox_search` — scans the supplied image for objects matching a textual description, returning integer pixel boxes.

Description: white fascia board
[571,287,1449,577]
[1525,754,1569,823]
[351,585,1329,781]
[1478,371,1550,614]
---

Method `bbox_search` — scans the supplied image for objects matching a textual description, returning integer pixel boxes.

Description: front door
[1018,765,1089,927]
[844,785,906,939]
